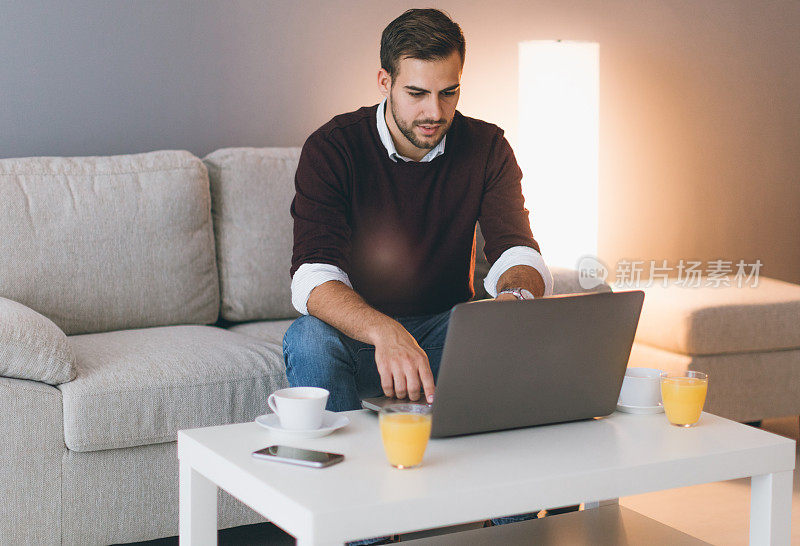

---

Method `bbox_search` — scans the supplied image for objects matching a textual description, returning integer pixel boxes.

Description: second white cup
[268,387,329,430]
[618,367,663,407]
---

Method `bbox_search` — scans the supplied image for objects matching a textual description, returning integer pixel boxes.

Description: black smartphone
[252,445,344,468]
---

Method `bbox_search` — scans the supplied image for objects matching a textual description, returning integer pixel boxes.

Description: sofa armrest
[0,376,64,545]
[0,296,76,385]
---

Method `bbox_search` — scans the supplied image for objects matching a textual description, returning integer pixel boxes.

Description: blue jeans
[283,310,450,411]
[281,309,537,541]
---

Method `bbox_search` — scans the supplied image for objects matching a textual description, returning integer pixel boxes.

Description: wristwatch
[498,288,535,300]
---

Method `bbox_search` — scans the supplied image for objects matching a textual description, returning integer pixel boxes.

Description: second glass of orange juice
[379,404,432,469]
[660,371,708,427]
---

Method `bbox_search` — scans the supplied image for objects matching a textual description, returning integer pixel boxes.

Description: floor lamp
[518,40,599,270]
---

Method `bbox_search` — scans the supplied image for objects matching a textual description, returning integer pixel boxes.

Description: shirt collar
[376,97,446,163]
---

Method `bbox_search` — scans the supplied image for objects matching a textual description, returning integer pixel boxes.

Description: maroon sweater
[290,104,540,317]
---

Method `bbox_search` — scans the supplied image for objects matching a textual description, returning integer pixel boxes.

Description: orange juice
[661,375,708,427]
[379,408,432,469]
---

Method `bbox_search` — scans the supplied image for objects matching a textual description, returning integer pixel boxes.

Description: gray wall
[2,1,800,283]
[0,0,368,158]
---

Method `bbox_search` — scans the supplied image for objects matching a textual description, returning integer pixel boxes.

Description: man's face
[381,51,462,153]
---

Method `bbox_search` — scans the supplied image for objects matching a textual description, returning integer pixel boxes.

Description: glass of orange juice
[379,404,432,469]
[660,371,708,427]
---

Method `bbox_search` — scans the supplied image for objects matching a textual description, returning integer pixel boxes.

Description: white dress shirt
[290,98,553,315]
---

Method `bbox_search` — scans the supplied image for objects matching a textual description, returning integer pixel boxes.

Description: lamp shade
[518,40,599,269]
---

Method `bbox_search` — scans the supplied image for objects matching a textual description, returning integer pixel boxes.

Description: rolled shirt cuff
[291,263,353,315]
[483,246,554,298]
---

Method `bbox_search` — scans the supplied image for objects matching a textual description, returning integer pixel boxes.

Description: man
[284,8,552,411]
[283,9,554,542]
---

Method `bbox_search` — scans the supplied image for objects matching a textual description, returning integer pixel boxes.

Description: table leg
[750,470,792,546]
[179,460,218,546]
[584,498,619,510]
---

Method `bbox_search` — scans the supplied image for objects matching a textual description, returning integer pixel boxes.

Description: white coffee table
[177,410,795,545]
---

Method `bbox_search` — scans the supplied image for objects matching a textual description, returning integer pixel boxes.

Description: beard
[389,95,451,151]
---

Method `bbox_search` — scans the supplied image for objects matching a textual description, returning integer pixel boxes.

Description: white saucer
[255,411,350,439]
[616,402,665,414]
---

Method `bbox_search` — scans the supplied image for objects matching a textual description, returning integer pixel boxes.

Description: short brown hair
[380,9,466,80]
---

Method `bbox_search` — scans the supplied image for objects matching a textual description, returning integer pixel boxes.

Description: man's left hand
[494,293,519,302]
[495,264,546,299]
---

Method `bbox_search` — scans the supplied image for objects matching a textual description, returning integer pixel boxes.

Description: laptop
[362,290,645,438]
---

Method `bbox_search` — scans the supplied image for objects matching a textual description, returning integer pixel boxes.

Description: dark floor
[125,507,577,545]
[125,521,295,545]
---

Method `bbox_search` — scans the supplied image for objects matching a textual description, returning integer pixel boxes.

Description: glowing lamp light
[518,40,599,269]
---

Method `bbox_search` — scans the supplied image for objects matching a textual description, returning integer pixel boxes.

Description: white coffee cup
[618,367,663,407]
[268,387,329,430]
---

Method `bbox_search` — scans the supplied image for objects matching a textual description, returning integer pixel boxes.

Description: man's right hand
[306,281,436,403]
[373,321,435,404]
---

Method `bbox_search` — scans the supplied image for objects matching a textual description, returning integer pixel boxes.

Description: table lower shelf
[401,505,711,545]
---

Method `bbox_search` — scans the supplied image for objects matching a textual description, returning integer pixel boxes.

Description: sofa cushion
[204,147,301,322]
[629,342,800,422]
[228,319,295,347]
[635,277,800,355]
[0,297,76,384]
[59,325,288,452]
[550,266,613,295]
[0,150,219,335]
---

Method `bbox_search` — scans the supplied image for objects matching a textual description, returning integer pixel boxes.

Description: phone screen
[252,445,344,467]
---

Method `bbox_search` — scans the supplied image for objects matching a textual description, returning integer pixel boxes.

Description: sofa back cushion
[0,151,219,335]
[203,147,301,322]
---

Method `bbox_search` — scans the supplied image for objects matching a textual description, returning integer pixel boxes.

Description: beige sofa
[628,278,800,422]
[0,150,299,545]
[0,148,603,545]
